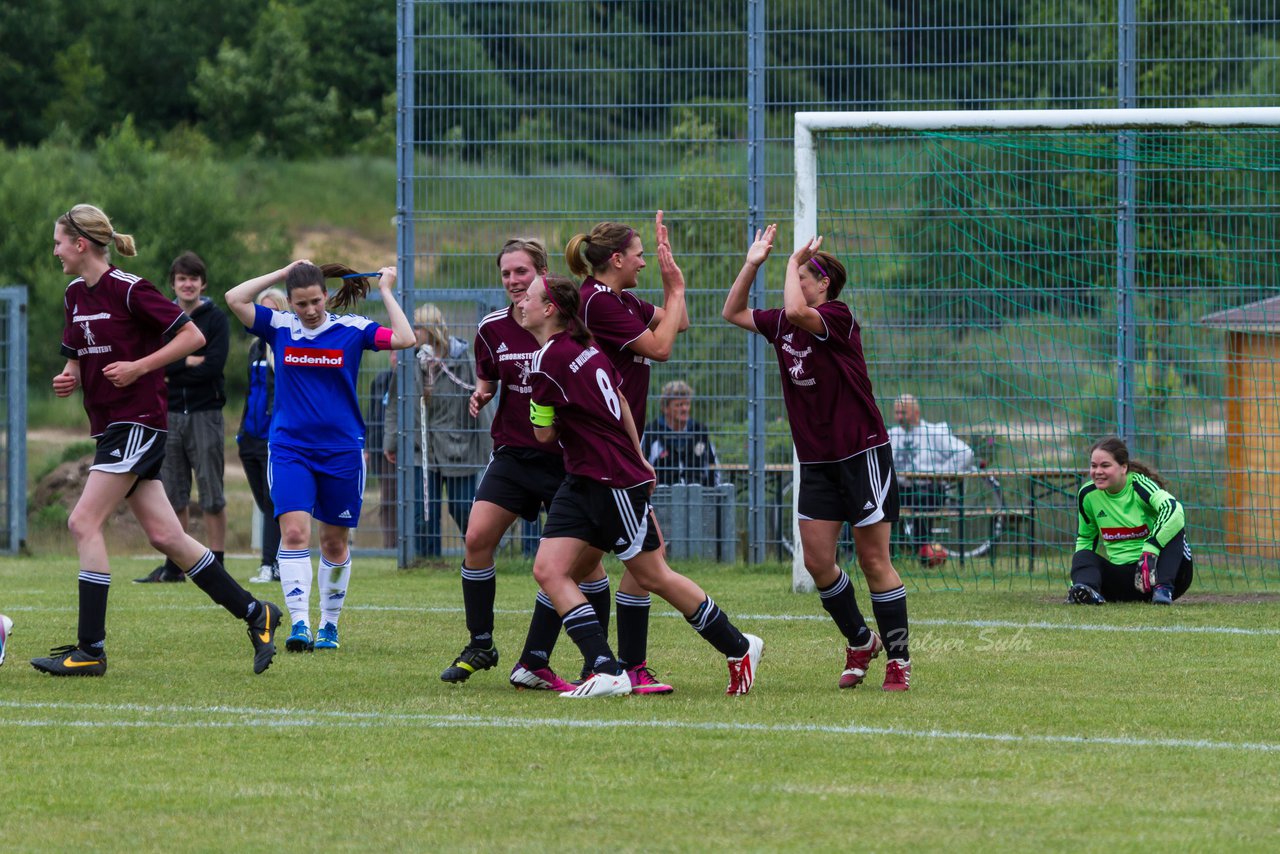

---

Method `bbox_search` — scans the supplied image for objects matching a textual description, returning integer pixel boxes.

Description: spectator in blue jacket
[240,289,287,583]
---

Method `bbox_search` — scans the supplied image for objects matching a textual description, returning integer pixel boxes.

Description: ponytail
[564,222,637,278]
[283,262,375,313]
[57,204,136,258]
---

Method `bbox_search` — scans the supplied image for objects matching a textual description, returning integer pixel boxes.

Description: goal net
[791,108,1280,593]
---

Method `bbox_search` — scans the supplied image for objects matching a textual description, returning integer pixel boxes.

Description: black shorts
[474,446,566,522]
[542,475,662,559]
[798,444,900,526]
[91,423,167,484]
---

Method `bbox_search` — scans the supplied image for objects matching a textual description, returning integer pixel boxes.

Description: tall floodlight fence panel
[793,109,1280,592]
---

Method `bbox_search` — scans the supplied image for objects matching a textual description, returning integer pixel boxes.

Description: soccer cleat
[1066,583,1106,605]
[626,661,675,695]
[726,633,764,696]
[0,613,10,667]
[883,658,911,691]
[839,630,883,689]
[285,621,314,652]
[440,645,500,683]
[31,644,106,677]
[248,564,280,584]
[247,601,282,674]
[314,622,340,650]
[1152,585,1174,606]
[559,670,632,698]
[134,563,186,583]
[510,663,577,692]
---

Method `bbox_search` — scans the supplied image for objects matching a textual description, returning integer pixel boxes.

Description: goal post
[790,107,1280,593]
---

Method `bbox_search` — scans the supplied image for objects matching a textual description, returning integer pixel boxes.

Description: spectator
[642,380,721,487]
[136,251,230,584]
[239,288,286,584]
[887,393,975,563]
[367,355,396,550]
[384,304,491,558]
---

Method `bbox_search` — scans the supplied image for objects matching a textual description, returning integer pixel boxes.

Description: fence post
[746,0,768,563]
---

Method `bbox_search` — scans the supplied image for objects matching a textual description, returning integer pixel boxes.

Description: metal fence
[0,286,28,554]
[387,0,1280,571]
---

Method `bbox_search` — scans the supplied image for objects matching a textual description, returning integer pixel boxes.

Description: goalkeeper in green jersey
[1067,436,1193,606]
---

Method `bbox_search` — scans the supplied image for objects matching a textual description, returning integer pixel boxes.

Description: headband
[809,255,830,280]
[543,281,568,319]
[64,210,107,247]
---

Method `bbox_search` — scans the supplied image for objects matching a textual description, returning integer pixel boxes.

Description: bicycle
[896,469,1006,563]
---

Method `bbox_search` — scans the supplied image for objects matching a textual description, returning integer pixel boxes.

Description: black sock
[520,592,562,669]
[163,558,181,574]
[580,576,612,638]
[818,570,871,646]
[870,586,910,660]
[461,563,497,648]
[561,603,619,675]
[77,570,111,654]
[615,591,650,669]
[185,551,256,619]
[686,597,749,658]
[213,550,225,567]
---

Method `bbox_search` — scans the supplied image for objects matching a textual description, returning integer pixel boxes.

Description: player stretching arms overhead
[440,238,610,691]
[723,226,912,691]
[32,204,282,677]
[521,273,763,698]
[225,260,416,652]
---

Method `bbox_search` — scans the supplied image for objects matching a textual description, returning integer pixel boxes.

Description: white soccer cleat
[726,633,764,696]
[559,670,632,698]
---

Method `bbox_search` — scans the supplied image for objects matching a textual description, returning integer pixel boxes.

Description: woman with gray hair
[384,303,492,557]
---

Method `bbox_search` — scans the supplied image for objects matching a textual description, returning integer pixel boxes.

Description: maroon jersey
[474,305,555,454]
[753,300,889,464]
[60,266,189,437]
[529,332,654,488]
[579,277,656,432]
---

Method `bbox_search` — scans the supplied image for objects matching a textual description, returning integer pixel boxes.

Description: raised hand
[376,265,398,291]
[790,235,823,266]
[746,224,778,267]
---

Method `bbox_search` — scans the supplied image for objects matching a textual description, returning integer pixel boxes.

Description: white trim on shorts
[90,424,158,475]
[612,486,650,561]
[857,444,894,527]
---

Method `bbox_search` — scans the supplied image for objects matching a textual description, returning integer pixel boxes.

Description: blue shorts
[269,444,366,528]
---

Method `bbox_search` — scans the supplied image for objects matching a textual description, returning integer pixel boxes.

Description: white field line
[5,602,1278,637]
[0,699,1276,753]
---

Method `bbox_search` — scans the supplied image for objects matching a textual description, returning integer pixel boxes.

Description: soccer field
[2,555,1276,851]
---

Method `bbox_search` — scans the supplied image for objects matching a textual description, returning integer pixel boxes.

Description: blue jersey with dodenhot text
[249,303,385,451]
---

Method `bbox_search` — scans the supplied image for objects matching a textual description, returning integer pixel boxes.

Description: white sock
[319,553,352,627]
[277,548,313,628]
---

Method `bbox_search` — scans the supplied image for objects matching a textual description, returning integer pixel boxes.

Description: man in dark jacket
[641,379,721,487]
[137,252,230,583]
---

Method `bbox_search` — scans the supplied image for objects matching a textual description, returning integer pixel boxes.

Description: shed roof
[1201,295,1280,333]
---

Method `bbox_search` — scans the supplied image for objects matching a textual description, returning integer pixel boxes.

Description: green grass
[2,554,1277,851]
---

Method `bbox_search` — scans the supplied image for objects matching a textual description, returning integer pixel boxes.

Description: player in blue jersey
[226,260,416,652]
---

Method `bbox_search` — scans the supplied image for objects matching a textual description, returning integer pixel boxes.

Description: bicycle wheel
[921,475,1005,561]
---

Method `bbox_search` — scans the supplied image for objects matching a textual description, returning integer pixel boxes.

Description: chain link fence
[380,0,1280,578]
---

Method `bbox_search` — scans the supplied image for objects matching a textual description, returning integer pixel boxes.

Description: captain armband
[530,401,556,427]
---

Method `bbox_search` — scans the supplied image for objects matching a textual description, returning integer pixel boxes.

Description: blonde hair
[257,288,287,311]
[413,303,449,357]
[57,204,136,258]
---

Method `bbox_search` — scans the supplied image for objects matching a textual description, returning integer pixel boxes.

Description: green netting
[816,125,1280,591]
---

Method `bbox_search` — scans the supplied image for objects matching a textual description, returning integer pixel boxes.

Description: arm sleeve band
[530,401,556,427]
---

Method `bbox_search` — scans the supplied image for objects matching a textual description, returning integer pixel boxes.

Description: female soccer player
[522,273,763,698]
[1067,436,1193,605]
[440,238,610,692]
[560,212,688,693]
[240,289,287,585]
[32,204,282,677]
[225,260,416,652]
[722,225,912,691]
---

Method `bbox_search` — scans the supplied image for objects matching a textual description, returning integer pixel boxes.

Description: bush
[0,120,288,390]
